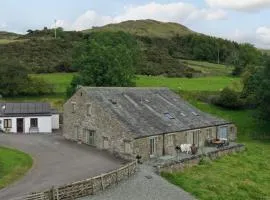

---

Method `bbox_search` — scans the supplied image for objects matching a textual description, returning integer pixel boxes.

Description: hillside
[0,20,262,76]
[0,31,21,39]
[86,19,193,38]
[0,31,22,44]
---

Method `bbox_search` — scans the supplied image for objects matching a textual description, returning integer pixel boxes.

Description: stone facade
[64,88,237,161]
[63,88,135,159]
[134,124,237,161]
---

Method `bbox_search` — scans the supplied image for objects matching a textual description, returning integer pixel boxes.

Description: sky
[1,0,270,49]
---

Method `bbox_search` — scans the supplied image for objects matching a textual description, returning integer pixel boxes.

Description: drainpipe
[162,133,165,156]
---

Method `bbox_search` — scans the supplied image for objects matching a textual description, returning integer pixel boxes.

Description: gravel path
[80,165,196,200]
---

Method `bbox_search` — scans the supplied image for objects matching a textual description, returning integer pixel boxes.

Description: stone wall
[157,144,245,174]
[63,88,135,159]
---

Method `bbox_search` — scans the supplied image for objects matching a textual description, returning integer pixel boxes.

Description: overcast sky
[1,0,270,48]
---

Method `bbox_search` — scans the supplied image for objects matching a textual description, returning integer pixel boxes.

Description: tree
[214,87,244,109]
[67,31,139,96]
[0,59,29,96]
[256,57,270,120]
[0,59,54,97]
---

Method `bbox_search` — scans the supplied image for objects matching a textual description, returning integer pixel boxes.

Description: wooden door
[17,118,24,133]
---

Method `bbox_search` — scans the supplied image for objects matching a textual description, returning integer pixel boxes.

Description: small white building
[0,102,59,134]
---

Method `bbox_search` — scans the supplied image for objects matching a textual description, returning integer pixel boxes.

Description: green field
[162,101,270,200]
[29,73,240,97]
[0,147,33,189]
[181,60,233,76]
[32,73,75,94]
[3,73,238,110]
[137,75,240,92]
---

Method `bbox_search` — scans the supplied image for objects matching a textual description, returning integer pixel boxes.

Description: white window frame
[71,102,76,113]
[149,136,158,158]
[124,142,132,154]
[87,103,92,116]
[4,119,12,128]
[167,134,175,146]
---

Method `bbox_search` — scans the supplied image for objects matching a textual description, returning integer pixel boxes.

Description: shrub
[214,87,245,109]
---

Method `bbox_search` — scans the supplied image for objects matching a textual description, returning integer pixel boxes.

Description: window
[167,134,175,146]
[87,104,92,116]
[164,113,175,120]
[230,127,235,134]
[192,112,199,116]
[72,102,76,113]
[124,142,132,154]
[206,128,212,138]
[4,119,12,128]
[30,118,38,128]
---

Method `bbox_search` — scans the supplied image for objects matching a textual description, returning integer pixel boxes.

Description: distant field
[32,73,239,93]
[3,73,239,109]
[137,75,240,92]
[182,59,233,76]
[31,73,75,94]
[0,39,27,44]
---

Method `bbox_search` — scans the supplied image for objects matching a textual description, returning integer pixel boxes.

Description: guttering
[134,122,232,139]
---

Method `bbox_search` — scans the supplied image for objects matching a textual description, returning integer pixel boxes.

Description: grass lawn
[0,147,33,189]
[162,101,270,200]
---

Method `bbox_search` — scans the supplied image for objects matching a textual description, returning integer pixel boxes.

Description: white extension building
[0,102,59,133]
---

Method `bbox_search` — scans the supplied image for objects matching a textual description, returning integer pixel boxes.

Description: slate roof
[83,87,230,138]
[0,102,52,117]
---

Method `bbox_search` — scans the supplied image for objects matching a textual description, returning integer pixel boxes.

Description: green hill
[86,19,193,38]
[0,31,21,39]
[0,31,22,44]
[0,20,262,77]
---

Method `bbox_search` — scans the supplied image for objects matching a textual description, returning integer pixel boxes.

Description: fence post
[101,175,105,191]
[50,186,55,200]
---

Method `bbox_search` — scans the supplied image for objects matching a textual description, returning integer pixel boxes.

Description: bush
[213,87,245,109]
[22,77,54,96]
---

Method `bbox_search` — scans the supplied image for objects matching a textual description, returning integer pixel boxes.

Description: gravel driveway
[80,165,196,200]
[0,134,123,200]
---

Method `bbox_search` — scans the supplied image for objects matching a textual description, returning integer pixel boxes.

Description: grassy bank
[162,101,270,200]
[0,147,33,189]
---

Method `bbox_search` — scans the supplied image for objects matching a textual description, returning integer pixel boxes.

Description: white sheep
[180,144,191,154]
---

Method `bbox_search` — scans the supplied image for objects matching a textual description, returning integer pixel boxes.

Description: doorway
[149,137,157,158]
[17,118,24,133]
[85,130,95,146]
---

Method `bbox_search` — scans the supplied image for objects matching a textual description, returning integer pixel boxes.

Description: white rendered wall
[0,116,52,133]
[51,114,60,129]
[0,117,17,133]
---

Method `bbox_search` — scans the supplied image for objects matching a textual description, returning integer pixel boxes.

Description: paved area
[0,134,123,200]
[80,165,195,200]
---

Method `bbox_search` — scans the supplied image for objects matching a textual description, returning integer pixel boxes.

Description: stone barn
[63,87,237,161]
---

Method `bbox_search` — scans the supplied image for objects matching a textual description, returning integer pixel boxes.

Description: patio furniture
[211,139,225,148]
